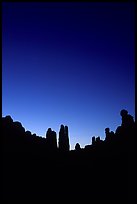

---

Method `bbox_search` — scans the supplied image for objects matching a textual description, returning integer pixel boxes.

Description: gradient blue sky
[2,2,135,149]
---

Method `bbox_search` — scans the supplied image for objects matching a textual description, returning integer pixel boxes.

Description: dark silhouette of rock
[75,143,81,151]
[64,125,70,151]
[120,109,134,127]
[105,127,110,141]
[92,136,96,145]
[3,115,13,124]
[25,130,31,136]
[46,128,57,150]
[58,124,70,151]
[2,109,136,202]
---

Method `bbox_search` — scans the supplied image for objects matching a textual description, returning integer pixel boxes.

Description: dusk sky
[2,2,135,149]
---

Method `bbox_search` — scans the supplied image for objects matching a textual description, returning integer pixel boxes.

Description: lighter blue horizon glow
[2,2,135,149]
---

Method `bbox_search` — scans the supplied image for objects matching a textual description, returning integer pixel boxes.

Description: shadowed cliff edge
[2,109,136,202]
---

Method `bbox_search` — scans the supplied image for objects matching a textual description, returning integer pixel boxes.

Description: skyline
[2,2,135,149]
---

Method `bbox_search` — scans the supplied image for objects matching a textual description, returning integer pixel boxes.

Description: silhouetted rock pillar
[58,125,64,151]
[96,136,100,144]
[92,136,96,145]
[120,109,135,153]
[52,131,57,149]
[46,128,57,150]
[64,126,70,151]
[105,128,110,141]
[58,125,70,151]
[120,109,134,128]
[46,128,52,145]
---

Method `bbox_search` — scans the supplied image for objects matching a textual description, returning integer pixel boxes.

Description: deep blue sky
[2,2,135,149]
